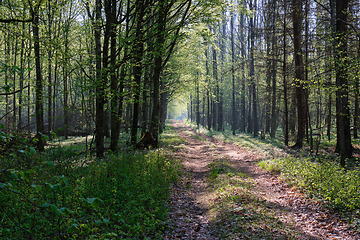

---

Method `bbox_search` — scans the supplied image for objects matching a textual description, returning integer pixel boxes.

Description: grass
[0,127,183,239]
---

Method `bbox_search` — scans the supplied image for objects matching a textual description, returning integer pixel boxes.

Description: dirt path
[164,121,360,239]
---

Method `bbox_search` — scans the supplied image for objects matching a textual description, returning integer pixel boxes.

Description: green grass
[0,129,182,239]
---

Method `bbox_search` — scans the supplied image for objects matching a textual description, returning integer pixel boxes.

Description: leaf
[50,131,57,139]
[102,218,110,224]
[67,224,79,234]
[43,161,55,167]
[41,134,49,141]
[85,197,104,208]
[29,147,36,154]
[60,207,73,215]
[31,184,42,191]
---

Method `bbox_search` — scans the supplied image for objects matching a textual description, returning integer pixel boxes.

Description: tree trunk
[231,4,236,135]
[150,0,167,147]
[292,0,306,148]
[94,0,105,157]
[212,44,218,130]
[109,0,120,151]
[18,22,25,131]
[335,0,352,165]
[33,13,45,151]
[270,0,278,138]
[250,0,258,137]
[131,1,145,145]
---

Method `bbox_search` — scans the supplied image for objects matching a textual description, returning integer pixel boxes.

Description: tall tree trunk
[205,47,211,130]
[270,0,278,138]
[150,0,167,147]
[335,0,352,165]
[196,72,200,126]
[231,4,236,135]
[94,0,105,157]
[63,26,69,139]
[33,13,45,151]
[212,44,218,130]
[292,0,306,148]
[354,41,360,139]
[109,0,120,151]
[250,0,258,137]
[283,0,289,146]
[239,9,246,133]
[130,1,145,145]
[47,0,52,138]
[18,22,25,131]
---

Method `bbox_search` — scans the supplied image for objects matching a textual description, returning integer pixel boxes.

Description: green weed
[278,157,360,211]
[0,133,181,239]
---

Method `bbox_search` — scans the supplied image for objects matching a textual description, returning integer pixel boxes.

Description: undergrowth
[272,157,360,212]
[0,129,182,239]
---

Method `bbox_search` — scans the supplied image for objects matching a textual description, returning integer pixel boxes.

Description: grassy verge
[0,129,182,239]
[208,158,301,239]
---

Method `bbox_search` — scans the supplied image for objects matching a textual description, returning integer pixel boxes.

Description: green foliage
[277,157,360,211]
[0,145,181,239]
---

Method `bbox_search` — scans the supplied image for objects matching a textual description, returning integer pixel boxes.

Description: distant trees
[0,0,359,166]
[185,0,359,165]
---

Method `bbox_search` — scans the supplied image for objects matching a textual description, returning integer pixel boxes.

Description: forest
[1,0,360,239]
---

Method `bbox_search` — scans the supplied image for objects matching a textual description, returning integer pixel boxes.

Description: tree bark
[94,0,105,157]
[335,0,352,165]
[33,13,45,151]
[249,0,258,137]
[292,0,306,148]
[130,0,145,145]
[231,4,236,135]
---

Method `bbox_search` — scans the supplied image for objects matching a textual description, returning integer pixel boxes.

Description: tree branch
[0,85,29,96]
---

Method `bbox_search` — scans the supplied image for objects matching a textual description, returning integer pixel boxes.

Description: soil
[163,121,360,240]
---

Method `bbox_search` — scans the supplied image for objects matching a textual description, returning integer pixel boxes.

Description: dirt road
[163,121,359,239]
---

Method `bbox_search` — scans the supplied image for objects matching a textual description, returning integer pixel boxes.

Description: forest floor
[163,120,360,240]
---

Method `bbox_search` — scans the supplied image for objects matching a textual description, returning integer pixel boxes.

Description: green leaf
[41,134,49,141]
[29,147,36,154]
[50,131,57,139]
[31,184,42,191]
[60,207,73,215]
[85,197,104,208]
[102,218,110,224]
[67,224,79,233]
[43,161,55,167]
